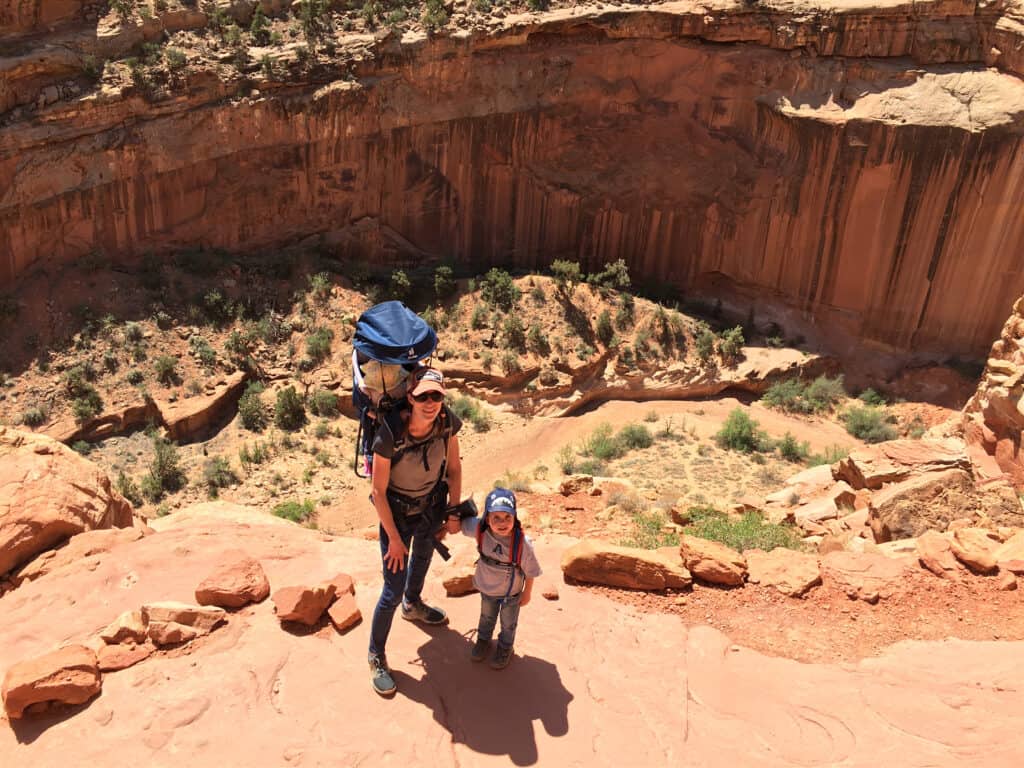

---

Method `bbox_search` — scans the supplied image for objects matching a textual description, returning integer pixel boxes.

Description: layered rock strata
[5,3,1024,355]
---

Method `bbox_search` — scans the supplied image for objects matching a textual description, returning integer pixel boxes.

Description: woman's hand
[384,537,408,573]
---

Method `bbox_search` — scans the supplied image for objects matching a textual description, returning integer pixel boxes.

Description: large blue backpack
[351,301,437,477]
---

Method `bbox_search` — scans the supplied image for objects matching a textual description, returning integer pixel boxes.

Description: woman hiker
[366,366,463,696]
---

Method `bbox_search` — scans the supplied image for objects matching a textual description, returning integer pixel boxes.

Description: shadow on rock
[7,696,102,744]
[394,627,572,766]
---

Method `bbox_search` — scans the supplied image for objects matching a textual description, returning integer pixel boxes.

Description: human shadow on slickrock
[394,627,572,766]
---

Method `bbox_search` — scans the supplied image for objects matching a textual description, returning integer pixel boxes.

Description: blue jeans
[477,593,522,649]
[368,514,436,657]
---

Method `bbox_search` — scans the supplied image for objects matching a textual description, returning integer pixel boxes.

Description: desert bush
[20,405,47,427]
[619,509,678,549]
[305,326,334,362]
[309,389,339,417]
[500,351,521,375]
[479,268,520,311]
[72,440,92,455]
[471,304,488,330]
[583,423,623,461]
[527,323,550,355]
[238,381,269,431]
[550,259,582,295]
[596,310,614,346]
[124,321,144,343]
[804,375,846,410]
[154,355,179,386]
[619,422,654,450]
[203,456,238,497]
[683,506,803,552]
[141,435,184,502]
[115,471,143,506]
[388,269,411,302]
[307,271,331,304]
[126,369,144,385]
[807,444,849,467]
[72,388,103,422]
[776,432,809,463]
[717,326,745,363]
[842,406,896,443]
[448,394,492,432]
[858,388,887,407]
[275,386,307,431]
[715,408,769,453]
[272,499,316,524]
[695,327,715,362]
[238,441,272,466]
[433,265,457,301]
[586,258,631,291]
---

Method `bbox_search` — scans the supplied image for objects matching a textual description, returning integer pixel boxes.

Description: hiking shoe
[490,644,514,670]
[470,638,491,663]
[401,599,448,625]
[368,654,396,696]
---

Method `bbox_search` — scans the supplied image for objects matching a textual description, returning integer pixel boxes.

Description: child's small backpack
[351,301,437,477]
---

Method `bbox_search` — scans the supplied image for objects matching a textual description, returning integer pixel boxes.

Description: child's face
[488,511,515,535]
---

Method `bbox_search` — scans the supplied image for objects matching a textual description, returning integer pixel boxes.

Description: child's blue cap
[484,488,517,516]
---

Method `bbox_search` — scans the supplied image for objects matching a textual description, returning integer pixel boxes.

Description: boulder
[820,551,914,603]
[14,526,146,584]
[995,531,1024,570]
[0,427,135,577]
[99,609,148,645]
[794,497,840,529]
[561,540,691,590]
[442,546,477,596]
[559,475,594,495]
[2,645,101,719]
[834,438,970,491]
[679,536,746,587]
[324,572,356,597]
[916,531,964,581]
[272,584,336,625]
[995,570,1018,591]
[327,593,362,633]
[869,469,1002,542]
[141,602,227,646]
[155,370,248,442]
[745,548,820,597]
[97,642,155,672]
[194,552,271,609]
[949,528,1000,574]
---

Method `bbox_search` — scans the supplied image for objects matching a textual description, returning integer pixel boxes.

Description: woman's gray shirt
[372,409,462,500]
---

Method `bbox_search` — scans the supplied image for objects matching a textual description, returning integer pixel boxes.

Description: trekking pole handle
[446,498,478,520]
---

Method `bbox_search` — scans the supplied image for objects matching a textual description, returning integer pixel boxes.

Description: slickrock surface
[1,506,1022,766]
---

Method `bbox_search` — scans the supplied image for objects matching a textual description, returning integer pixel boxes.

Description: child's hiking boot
[368,653,396,696]
[470,637,491,663]
[490,644,514,670]
[401,599,448,625]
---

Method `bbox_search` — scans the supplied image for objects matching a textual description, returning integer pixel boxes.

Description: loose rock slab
[820,551,915,603]
[679,535,746,587]
[2,645,101,719]
[194,552,271,609]
[745,548,821,597]
[562,539,691,590]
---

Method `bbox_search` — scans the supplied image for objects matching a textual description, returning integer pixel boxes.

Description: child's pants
[477,592,522,649]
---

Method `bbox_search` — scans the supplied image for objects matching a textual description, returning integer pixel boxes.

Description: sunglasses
[410,391,445,403]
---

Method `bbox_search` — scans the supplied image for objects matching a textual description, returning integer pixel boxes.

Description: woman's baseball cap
[408,367,446,396]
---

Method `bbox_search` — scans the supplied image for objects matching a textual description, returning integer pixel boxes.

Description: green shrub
[619,510,678,549]
[126,369,144,385]
[141,435,184,501]
[804,375,846,410]
[307,271,331,303]
[683,507,804,552]
[576,458,607,476]
[72,440,92,455]
[558,444,576,474]
[275,386,307,430]
[72,387,103,422]
[776,432,809,463]
[203,456,237,497]
[239,441,271,466]
[154,355,179,386]
[434,265,456,301]
[500,351,521,375]
[449,394,492,432]
[596,310,614,346]
[586,258,631,291]
[305,327,334,362]
[272,499,316,523]
[190,336,217,368]
[695,328,715,362]
[502,315,526,351]
[842,406,897,443]
[584,423,624,461]
[807,444,849,467]
[715,408,769,453]
[550,259,582,295]
[527,323,550,355]
[761,379,813,414]
[124,321,144,342]
[858,388,887,407]
[497,469,532,493]
[388,269,411,302]
[471,304,489,330]
[309,389,339,417]
[619,423,654,450]
[115,471,143,506]
[717,326,744,363]
[479,268,520,311]
[238,382,269,431]
[615,293,635,329]
[20,406,47,427]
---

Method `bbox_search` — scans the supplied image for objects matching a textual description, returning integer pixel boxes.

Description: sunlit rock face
[4,4,1024,355]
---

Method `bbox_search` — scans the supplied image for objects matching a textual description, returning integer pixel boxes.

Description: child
[447,487,542,669]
